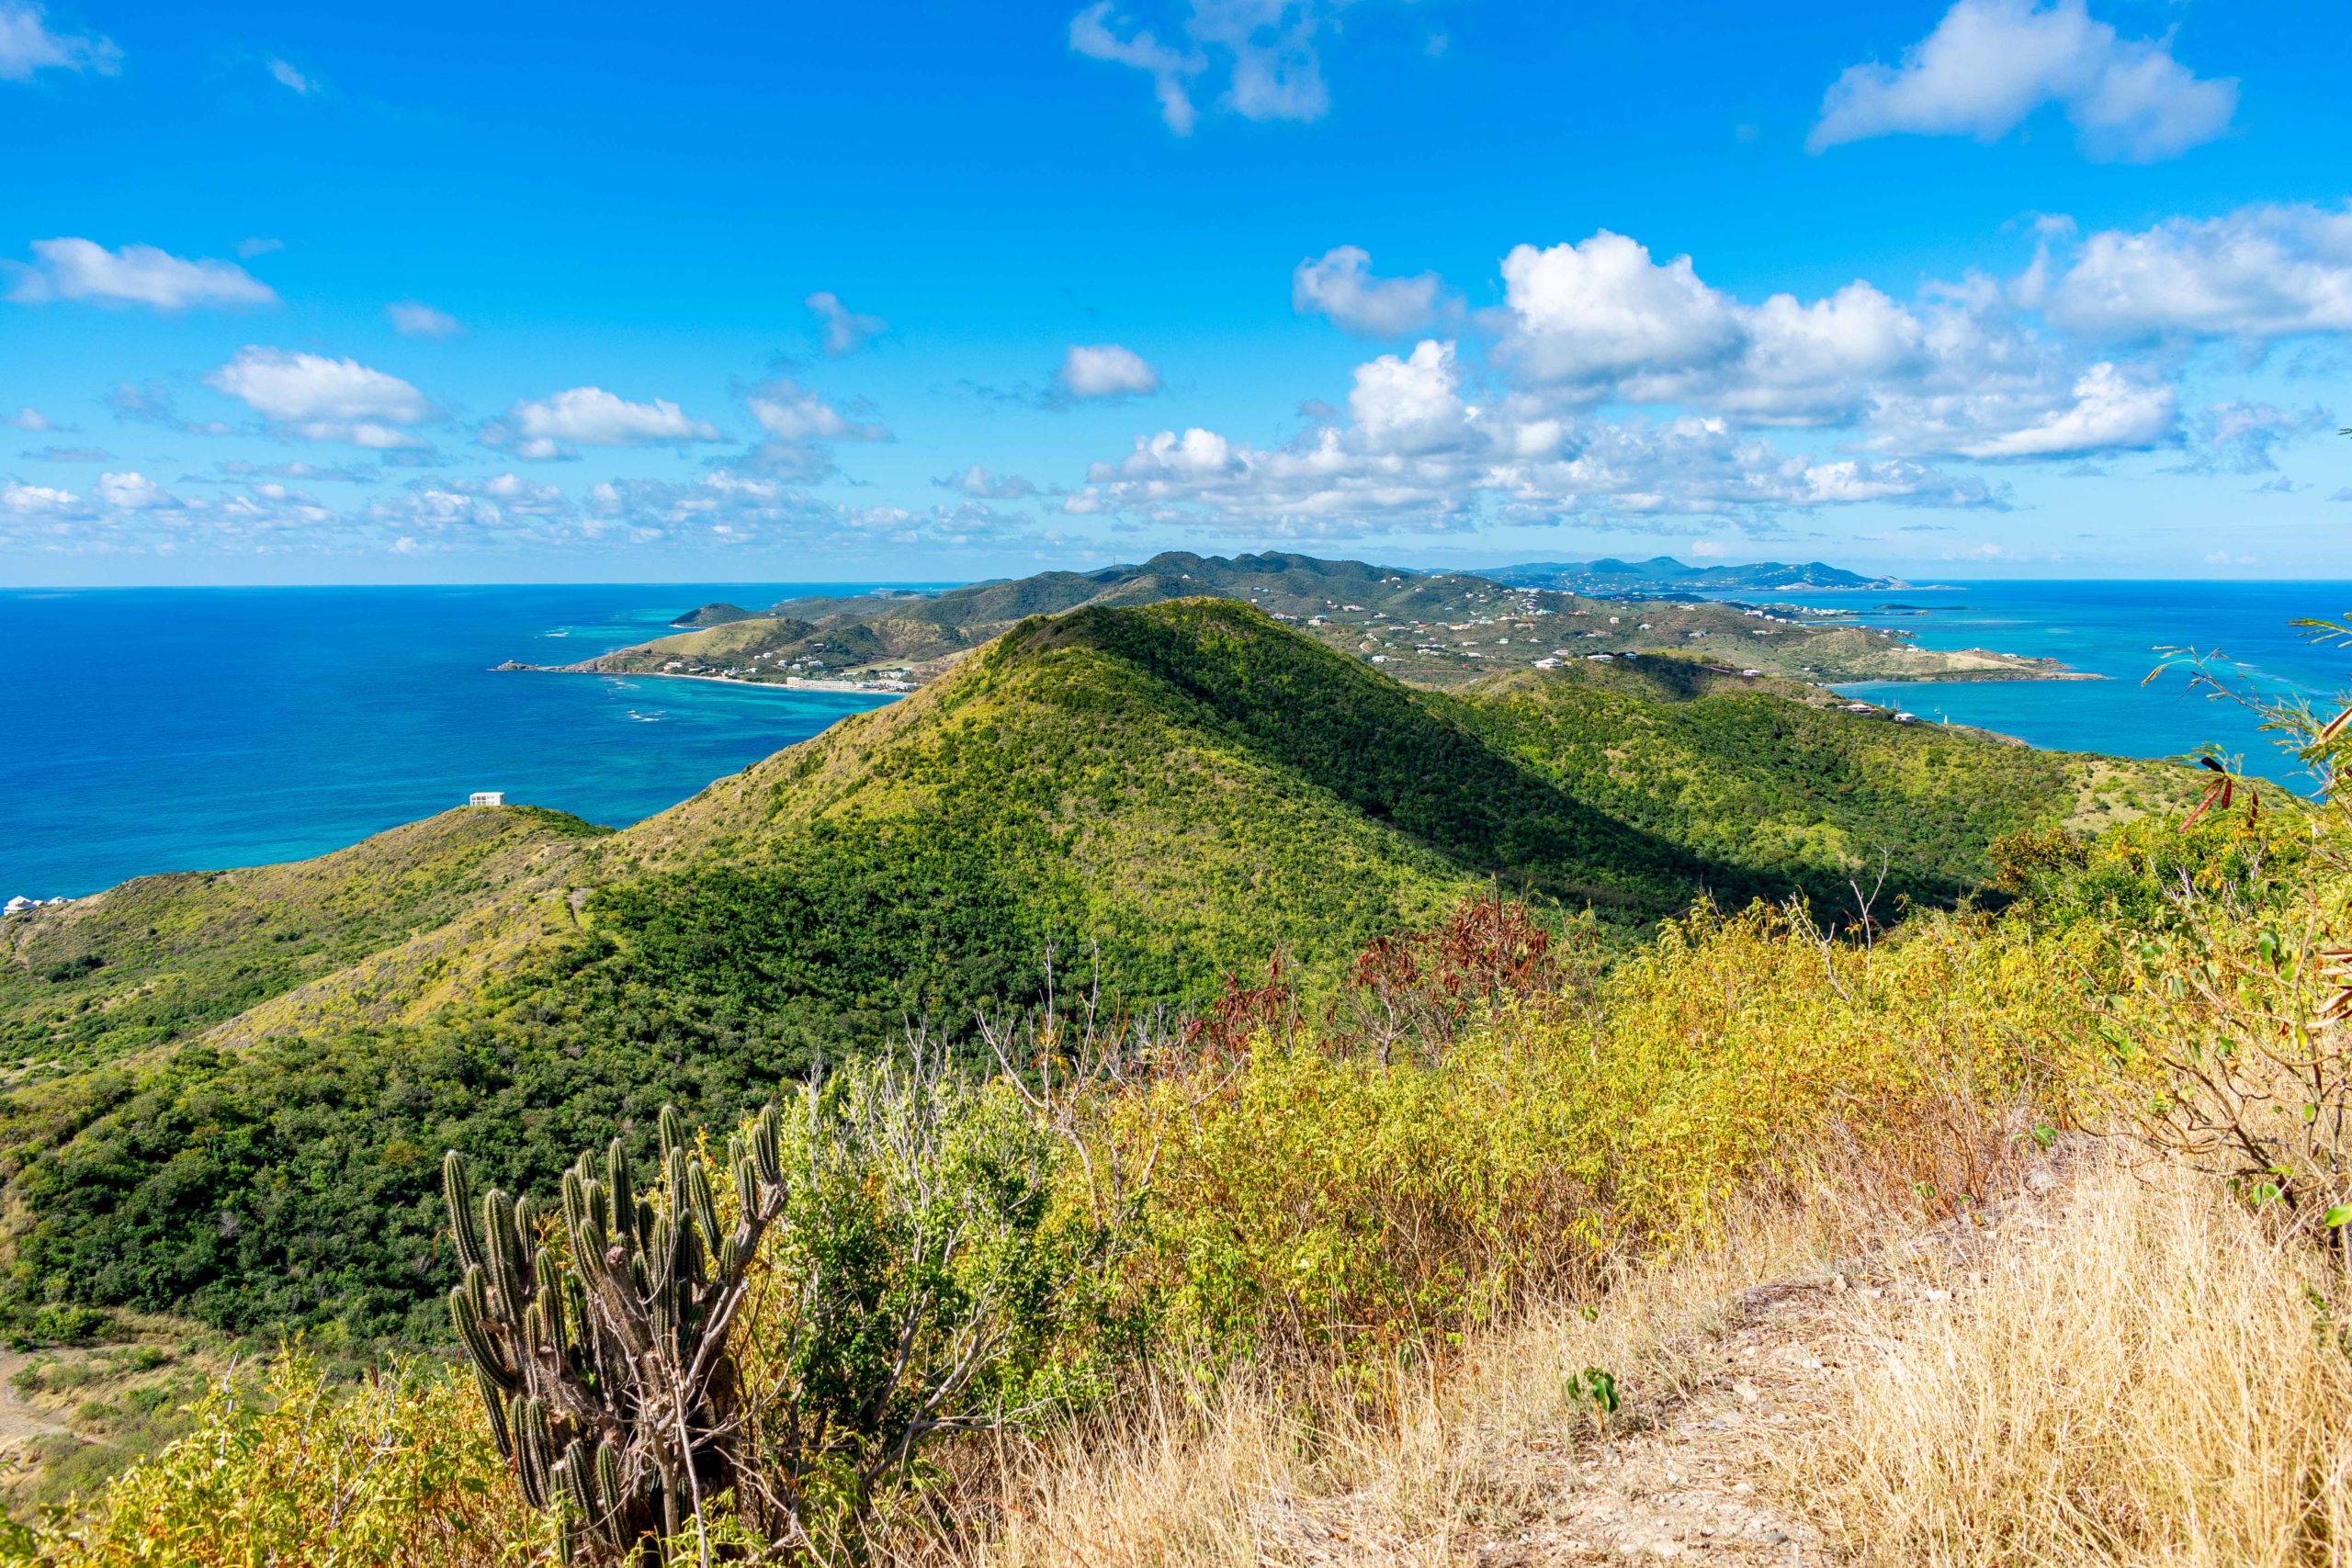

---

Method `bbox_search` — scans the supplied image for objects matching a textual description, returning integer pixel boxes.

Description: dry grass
[1801,1154,2352,1568]
[882,1202,1862,1568]
[887,1146,2352,1568]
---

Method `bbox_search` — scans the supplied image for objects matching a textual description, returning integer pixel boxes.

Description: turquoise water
[1,586,904,898]
[5,581,2346,901]
[1766,581,2352,792]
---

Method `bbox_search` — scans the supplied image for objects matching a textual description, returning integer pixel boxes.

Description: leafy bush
[13,1354,532,1566]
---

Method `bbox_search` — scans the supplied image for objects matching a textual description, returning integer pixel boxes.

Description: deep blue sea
[5,580,2348,901]
[1,585,908,898]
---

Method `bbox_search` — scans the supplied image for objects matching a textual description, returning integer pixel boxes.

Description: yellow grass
[885,1202,1856,1568]
[1802,1155,2352,1568]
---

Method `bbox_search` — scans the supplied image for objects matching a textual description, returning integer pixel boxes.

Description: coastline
[1862,666,2106,684]
[501,662,907,698]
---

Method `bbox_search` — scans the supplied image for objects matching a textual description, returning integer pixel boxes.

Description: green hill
[0,601,2184,1340]
[0,806,608,1078]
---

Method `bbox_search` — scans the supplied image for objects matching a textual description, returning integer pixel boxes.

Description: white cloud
[1058,343,1162,400]
[1292,246,1453,337]
[491,387,721,458]
[1073,335,1994,532]
[5,407,54,431]
[95,470,175,509]
[6,238,277,310]
[739,380,891,480]
[2043,202,2352,341]
[208,346,436,446]
[746,380,888,443]
[266,57,319,96]
[1952,362,2175,459]
[387,300,462,338]
[1495,232,1743,388]
[805,291,887,356]
[1347,339,1473,454]
[1070,0,1350,135]
[1,479,82,516]
[1809,0,2234,163]
[236,237,283,259]
[936,464,1038,499]
[0,1,118,81]
[1482,225,2194,461]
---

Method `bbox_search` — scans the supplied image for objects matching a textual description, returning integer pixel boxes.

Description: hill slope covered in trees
[0,600,2185,1343]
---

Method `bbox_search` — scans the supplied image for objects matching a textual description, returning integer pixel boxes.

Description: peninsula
[504,551,2082,695]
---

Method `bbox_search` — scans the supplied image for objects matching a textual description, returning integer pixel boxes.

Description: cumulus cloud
[208,346,436,446]
[486,387,721,459]
[1481,226,2193,461]
[6,238,277,310]
[1057,343,1161,401]
[1809,0,2235,163]
[1496,232,1744,388]
[0,1,118,81]
[1070,0,1351,135]
[1,479,84,517]
[95,470,176,509]
[746,380,888,444]
[1950,362,2176,459]
[805,291,887,356]
[387,300,462,338]
[4,407,53,431]
[1292,246,1453,337]
[935,464,1039,499]
[737,379,891,479]
[1069,335,1994,533]
[2041,202,2352,341]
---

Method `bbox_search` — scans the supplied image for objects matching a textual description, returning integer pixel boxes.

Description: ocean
[1774,580,2352,791]
[1,585,905,899]
[5,580,2346,901]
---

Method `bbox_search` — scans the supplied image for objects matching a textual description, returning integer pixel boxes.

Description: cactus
[443,1101,795,1565]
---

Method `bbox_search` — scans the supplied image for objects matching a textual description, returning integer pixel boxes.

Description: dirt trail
[1476,1175,2061,1565]
[1251,1171,2065,1566]
[0,1352,79,1447]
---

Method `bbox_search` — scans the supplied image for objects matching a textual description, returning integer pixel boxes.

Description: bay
[1762,580,2352,791]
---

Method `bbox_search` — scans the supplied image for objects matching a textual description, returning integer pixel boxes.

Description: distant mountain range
[1478,558,1909,593]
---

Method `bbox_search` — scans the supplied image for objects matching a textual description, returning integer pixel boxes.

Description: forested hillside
[0,807,608,1077]
[0,600,2185,1348]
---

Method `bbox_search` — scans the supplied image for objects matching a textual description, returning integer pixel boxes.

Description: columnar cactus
[445,1102,790,1563]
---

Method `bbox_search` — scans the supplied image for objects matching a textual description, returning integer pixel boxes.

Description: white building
[469,790,506,807]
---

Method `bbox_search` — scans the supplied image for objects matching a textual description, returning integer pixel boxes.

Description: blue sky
[3,0,2347,585]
